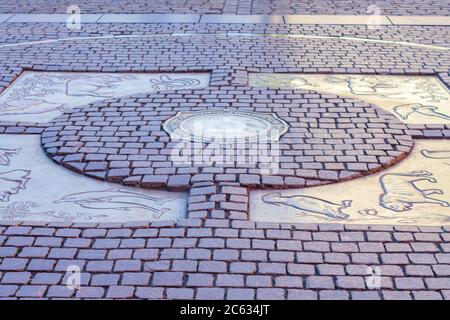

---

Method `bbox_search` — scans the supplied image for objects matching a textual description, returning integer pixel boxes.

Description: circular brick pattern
[42,86,414,190]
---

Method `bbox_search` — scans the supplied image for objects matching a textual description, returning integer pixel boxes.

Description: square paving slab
[0,71,210,123]
[251,139,450,226]
[0,135,187,223]
[249,73,450,125]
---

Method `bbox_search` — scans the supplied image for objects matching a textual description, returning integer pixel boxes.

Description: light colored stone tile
[0,14,13,23]
[249,73,450,125]
[98,14,199,23]
[284,15,391,25]
[201,14,284,24]
[0,71,210,123]
[388,16,450,26]
[251,140,450,226]
[0,135,187,223]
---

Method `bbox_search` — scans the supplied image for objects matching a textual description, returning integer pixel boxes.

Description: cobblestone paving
[0,21,449,299]
[0,0,449,15]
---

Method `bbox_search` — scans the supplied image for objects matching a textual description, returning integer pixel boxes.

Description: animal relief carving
[0,169,31,201]
[262,192,351,220]
[379,170,449,212]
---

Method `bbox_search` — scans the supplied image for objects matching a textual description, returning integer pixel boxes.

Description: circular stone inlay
[163,110,289,143]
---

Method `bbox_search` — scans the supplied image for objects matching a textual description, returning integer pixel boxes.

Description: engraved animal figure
[0,98,68,116]
[327,75,401,98]
[379,170,449,212]
[54,189,175,219]
[252,74,315,89]
[421,149,450,159]
[393,103,450,121]
[0,170,31,202]
[262,192,351,220]
[149,75,201,90]
[65,75,125,98]
[0,148,19,166]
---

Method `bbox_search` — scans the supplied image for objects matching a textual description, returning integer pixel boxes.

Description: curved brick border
[41,86,413,191]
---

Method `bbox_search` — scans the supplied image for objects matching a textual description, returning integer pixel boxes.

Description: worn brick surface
[0,0,448,15]
[0,18,449,301]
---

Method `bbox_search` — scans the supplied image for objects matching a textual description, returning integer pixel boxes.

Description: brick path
[0,15,449,300]
[0,0,449,15]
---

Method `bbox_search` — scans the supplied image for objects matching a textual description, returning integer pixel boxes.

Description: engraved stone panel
[251,140,450,226]
[0,71,210,123]
[250,73,450,125]
[0,135,187,222]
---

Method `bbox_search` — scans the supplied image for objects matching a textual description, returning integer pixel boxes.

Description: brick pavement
[0,22,449,299]
[42,88,413,190]
[0,0,449,15]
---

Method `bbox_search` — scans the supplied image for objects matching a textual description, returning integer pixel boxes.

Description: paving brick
[0,258,28,271]
[351,291,381,300]
[275,276,303,288]
[91,274,120,286]
[319,290,350,300]
[196,288,225,300]
[16,285,47,298]
[135,287,164,299]
[254,287,285,300]
[152,272,183,287]
[0,285,18,297]
[216,274,245,287]
[186,274,214,287]
[106,286,135,299]
[1,272,31,284]
[395,277,425,290]
[121,273,151,286]
[167,288,195,299]
[246,275,272,288]
[382,291,412,300]
[31,273,62,285]
[425,278,450,290]
[412,291,443,300]
[114,260,142,272]
[305,276,335,289]
[336,276,366,289]
[47,286,75,298]
[287,289,318,300]
[76,287,105,298]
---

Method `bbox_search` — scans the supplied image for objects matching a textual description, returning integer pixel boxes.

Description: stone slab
[284,15,392,25]
[251,139,450,227]
[98,14,200,23]
[249,73,450,125]
[201,14,284,24]
[0,135,187,223]
[0,71,210,123]
[0,14,13,23]
[388,16,450,26]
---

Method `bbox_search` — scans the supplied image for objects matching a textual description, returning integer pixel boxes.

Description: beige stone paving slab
[0,71,210,123]
[249,73,450,125]
[284,14,392,25]
[0,135,187,223]
[388,15,450,26]
[251,140,450,226]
